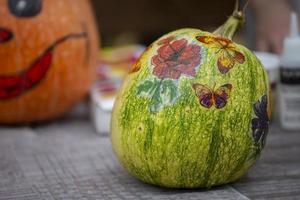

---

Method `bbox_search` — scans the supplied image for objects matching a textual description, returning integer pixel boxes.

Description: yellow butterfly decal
[196,35,245,74]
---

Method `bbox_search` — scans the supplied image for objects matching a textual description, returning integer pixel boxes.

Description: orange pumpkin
[0,0,99,124]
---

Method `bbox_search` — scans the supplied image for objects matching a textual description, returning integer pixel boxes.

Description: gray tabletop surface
[0,114,299,200]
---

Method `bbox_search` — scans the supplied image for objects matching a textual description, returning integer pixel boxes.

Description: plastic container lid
[254,51,280,84]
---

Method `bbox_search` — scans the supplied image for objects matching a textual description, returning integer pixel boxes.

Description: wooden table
[0,115,299,200]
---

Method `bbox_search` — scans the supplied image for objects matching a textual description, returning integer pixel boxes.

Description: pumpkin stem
[213,0,248,39]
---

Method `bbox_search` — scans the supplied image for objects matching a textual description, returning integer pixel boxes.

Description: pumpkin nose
[0,28,13,44]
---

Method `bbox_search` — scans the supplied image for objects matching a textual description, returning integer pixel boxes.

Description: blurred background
[1,0,300,131]
[91,0,242,46]
[90,0,300,134]
[1,1,300,198]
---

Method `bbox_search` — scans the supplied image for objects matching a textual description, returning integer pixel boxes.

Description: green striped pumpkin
[111,9,270,188]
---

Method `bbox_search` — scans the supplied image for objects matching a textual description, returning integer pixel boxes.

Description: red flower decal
[157,36,175,45]
[152,38,201,80]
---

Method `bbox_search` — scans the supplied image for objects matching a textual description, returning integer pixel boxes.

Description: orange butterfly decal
[192,83,233,109]
[129,63,141,74]
[196,35,245,74]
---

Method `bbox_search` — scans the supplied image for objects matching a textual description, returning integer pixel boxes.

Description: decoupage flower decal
[137,36,202,113]
[252,94,270,148]
[196,35,245,74]
[245,94,270,163]
[152,37,201,79]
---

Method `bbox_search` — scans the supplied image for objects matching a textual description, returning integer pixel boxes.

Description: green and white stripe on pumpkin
[111,0,271,187]
[111,27,269,188]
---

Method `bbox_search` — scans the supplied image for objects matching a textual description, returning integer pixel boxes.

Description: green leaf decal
[136,77,179,113]
[136,79,156,95]
[160,79,178,104]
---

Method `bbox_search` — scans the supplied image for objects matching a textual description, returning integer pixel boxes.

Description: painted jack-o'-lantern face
[0,0,99,124]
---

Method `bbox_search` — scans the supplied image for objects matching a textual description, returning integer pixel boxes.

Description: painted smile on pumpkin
[0,31,88,100]
[0,28,13,43]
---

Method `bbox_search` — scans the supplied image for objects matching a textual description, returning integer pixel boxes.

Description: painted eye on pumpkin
[8,0,42,18]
